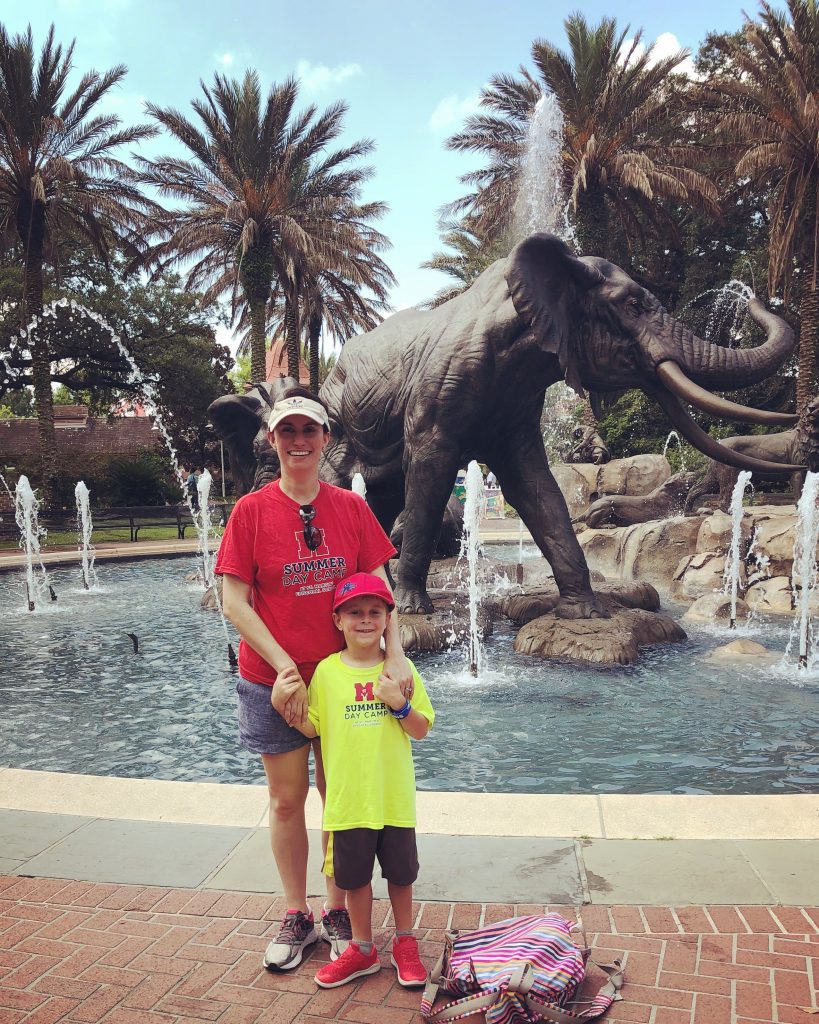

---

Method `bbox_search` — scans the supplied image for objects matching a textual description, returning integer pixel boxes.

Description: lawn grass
[0,525,223,550]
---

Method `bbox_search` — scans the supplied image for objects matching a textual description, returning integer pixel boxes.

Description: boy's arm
[276,668,318,737]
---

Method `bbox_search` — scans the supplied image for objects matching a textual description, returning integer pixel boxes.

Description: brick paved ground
[0,876,816,1023]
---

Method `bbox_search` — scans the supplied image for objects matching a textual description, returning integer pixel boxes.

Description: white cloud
[295,59,363,93]
[96,89,148,125]
[428,92,482,134]
[619,31,697,79]
[215,52,235,67]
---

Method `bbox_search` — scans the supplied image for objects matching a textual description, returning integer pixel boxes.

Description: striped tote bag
[420,914,624,1024]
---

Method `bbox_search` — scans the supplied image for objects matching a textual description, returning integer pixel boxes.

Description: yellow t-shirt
[308,653,434,831]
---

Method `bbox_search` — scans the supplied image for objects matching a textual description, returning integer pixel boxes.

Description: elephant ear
[505,233,605,396]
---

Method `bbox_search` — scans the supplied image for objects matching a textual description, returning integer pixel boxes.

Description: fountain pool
[1,556,816,794]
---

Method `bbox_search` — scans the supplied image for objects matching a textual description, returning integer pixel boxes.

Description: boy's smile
[334,596,390,659]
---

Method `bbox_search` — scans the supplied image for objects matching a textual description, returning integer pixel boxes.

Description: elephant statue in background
[580,472,697,528]
[566,425,610,465]
[210,233,803,617]
[685,395,819,512]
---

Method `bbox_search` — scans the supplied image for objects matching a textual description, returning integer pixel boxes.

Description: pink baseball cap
[333,572,395,612]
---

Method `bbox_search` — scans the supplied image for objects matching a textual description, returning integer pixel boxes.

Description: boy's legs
[312,741,348,908]
[312,741,352,959]
[314,829,380,988]
[379,828,427,987]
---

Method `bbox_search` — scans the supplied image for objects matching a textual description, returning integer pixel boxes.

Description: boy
[282,571,434,989]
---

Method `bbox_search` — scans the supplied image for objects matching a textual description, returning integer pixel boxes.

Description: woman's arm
[221,574,307,725]
[369,564,414,699]
[375,672,430,740]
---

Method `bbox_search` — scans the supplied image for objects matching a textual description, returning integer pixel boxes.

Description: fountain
[196,470,216,592]
[662,430,687,470]
[790,471,819,669]
[351,473,367,499]
[704,280,754,346]
[461,460,485,676]
[722,471,753,629]
[74,481,98,591]
[14,475,50,612]
[514,93,573,243]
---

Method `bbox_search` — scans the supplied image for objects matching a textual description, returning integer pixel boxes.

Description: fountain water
[74,481,98,591]
[703,280,754,346]
[722,471,753,629]
[662,430,687,470]
[514,93,573,243]
[789,471,819,669]
[196,470,216,592]
[461,460,485,676]
[15,300,237,662]
[14,476,50,612]
[351,473,367,499]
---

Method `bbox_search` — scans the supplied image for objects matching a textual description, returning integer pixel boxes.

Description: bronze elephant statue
[580,472,697,529]
[566,426,610,465]
[685,396,819,512]
[210,233,802,617]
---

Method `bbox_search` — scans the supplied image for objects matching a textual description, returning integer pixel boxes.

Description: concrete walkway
[0,773,818,1022]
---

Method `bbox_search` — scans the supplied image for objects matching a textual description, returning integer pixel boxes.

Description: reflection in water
[0,557,816,794]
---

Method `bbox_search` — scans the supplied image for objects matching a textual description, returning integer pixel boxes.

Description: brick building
[265,338,310,386]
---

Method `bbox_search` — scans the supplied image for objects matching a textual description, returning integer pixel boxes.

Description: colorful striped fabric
[421,913,589,1024]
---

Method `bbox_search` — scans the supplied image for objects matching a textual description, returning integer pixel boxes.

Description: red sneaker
[391,934,427,987]
[314,941,380,988]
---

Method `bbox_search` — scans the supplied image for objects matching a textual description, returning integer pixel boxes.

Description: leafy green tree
[693,0,819,412]
[138,70,388,386]
[420,219,508,307]
[446,14,718,260]
[0,23,155,500]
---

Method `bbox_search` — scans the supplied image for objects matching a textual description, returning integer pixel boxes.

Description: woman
[216,386,411,973]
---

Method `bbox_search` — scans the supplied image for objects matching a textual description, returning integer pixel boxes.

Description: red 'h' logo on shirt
[354,682,375,702]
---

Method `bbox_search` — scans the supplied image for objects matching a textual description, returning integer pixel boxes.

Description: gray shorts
[236,676,311,755]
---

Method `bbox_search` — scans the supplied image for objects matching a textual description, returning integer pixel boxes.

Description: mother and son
[215,386,436,990]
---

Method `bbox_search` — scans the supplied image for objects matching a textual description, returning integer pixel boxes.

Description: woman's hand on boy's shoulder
[375,671,405,712]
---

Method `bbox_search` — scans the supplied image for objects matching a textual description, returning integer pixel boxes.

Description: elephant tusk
[652,387,804,477]
[656,361,798,426]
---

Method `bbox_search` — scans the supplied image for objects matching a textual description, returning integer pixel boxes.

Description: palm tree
[259,212,394,392]
[695,0,819,412]
[421,219,508,307]
[446,14,719,259]
[138,70,384,385]
[0,24,154,500]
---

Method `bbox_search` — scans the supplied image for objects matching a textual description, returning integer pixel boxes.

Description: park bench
[32,503,232,543]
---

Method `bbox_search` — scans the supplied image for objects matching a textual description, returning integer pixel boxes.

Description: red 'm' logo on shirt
[354,682,375,702]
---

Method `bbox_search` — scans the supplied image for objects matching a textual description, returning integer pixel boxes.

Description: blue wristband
[389,699,412,720]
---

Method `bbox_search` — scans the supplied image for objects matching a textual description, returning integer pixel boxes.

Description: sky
[8,0,759,349]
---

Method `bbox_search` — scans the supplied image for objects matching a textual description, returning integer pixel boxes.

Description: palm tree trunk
[285,294,300,381]
[248,295,267,385]
[796,202,819,415]
[23,221,57,507]
[574,186,610,259]
[308,312,321,393]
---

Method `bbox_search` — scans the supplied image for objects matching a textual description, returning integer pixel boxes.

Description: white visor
[267,396,329,432]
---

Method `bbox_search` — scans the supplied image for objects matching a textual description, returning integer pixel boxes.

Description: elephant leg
[395,448,462,613]
[366,483,405,545]
[493,445,609,619]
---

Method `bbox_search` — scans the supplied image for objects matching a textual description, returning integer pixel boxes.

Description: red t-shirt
[215,481,397,686]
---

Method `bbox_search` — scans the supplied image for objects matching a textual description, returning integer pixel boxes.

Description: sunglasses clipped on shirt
[299,504,321,551]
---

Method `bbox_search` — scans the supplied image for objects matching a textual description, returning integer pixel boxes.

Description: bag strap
[523,958,625,1022]
[421,930,459,1020]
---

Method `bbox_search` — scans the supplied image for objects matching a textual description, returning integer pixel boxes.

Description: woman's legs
[261,746,310,910]
[312,740,347,909]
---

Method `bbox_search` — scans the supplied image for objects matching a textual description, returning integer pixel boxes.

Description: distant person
[184,467,199,512]
[279,572,434,989]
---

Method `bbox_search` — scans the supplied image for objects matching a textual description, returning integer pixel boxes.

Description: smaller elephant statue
[685,396,819,512]
[581,472,697,528]
[566,425,610,465]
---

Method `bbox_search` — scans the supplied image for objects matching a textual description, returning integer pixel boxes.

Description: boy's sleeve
[409,663,434,728]
[307,665,322,736]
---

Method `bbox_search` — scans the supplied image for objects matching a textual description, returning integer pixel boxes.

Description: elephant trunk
[671,297,795,391]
